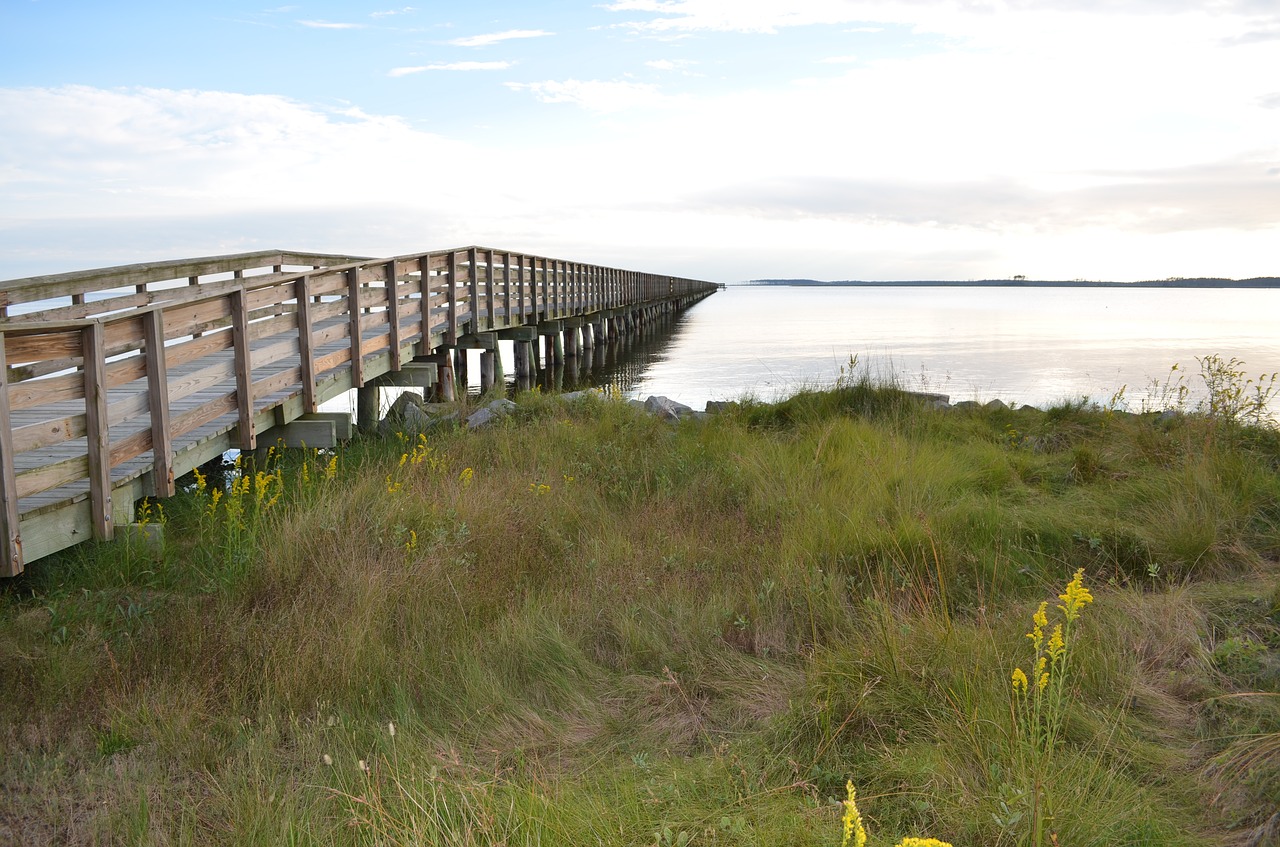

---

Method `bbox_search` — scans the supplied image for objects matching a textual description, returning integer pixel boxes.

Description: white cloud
[504,79,671,112]
[298,20,365,30]
[371,7,415,18]
[450,29,553,48]
[389,61,513,76]
[645,58,696,70]
[0,86,486,223]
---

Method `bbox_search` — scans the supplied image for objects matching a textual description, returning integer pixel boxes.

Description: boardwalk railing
[0,247,718,574]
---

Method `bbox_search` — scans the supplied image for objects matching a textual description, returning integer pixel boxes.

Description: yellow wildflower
[1037,671,1050,692]
[324,455,338,481]
[1026,601,1048,651]
[1011,667,1028,694]
[458,467,474,486]
[193,467,207,495]
[842,781,868,847]
[1047,624,1065,661]
[1058,567,1094,621]
[895,839,954,847]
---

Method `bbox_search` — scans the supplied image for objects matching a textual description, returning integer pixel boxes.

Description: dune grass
[2,377,1278,845]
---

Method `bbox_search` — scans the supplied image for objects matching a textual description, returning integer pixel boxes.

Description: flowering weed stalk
[841,781,952,847]
[1008,568,1094,847]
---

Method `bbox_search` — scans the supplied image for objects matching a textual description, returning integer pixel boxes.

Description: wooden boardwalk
[0,247,718,574]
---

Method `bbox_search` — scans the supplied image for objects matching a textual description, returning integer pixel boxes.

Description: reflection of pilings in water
[532,310,685,395]
[452,302,696,399]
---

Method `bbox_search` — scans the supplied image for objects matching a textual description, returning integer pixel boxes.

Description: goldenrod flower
[1058,567,1094,621]
[324,455,338,481]
[459,467,474,486]
[842,781,867,847]
[1011,667,1028,694]
[895,839,953,847]
[1037,671,1050,692]
[193,467,207,495]
[1047,624,1065,661]
[1026,601,1048,650]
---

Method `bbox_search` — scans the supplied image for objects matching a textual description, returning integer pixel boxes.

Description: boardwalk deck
[0,247,718,574]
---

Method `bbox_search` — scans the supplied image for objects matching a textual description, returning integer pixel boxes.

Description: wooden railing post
[296,275,317,412]
[485,248,496,330]
[0,332,22,575]
[446,252,458,347]
[347,268,365,389]
[502,252,512,325]
[230,289,255,450]
[386,260,402,371]
[82,322,113,542]
[418,254,432,348]
[466,248,479,335]
[142,309,174,497]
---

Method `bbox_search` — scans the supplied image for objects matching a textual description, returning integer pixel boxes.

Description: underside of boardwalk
[0,247,718,575]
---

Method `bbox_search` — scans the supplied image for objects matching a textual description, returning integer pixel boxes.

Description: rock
[386,391,425,419]
[465,398,517,429]
[558,388,605,403]
[928,399,952,411]
[1018,404,1039,413]
[644,395,694,422]
[704,400,740,414]
[952,400,981,411]
[905,391,950,405]
[983,399,1009,412]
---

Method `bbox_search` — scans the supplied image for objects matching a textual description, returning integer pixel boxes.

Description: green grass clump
[2,380,1279,845]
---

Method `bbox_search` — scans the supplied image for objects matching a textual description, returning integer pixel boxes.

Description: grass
[2,376,1279,846]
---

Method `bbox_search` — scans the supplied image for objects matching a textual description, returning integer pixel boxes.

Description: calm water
[617,285,1280,412]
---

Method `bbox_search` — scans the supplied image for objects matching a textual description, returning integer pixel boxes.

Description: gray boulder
[466,398,518,429]
[644,395,694,422]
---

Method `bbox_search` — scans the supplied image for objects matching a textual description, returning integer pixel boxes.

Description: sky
[1,0,1278,283]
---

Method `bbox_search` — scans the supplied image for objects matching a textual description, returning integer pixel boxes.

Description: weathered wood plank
[82,323,113,542]
[296,275,317,413]
[446,251,458,346]
[170,393,237,442]
[230,289,255,450]
[386,261,401,373]
[0,334,22,574]
[143,309,174,497]
[347,268,365,389]
[11,412,88,454]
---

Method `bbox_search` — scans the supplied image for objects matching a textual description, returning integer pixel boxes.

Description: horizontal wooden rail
[0,246,719,575]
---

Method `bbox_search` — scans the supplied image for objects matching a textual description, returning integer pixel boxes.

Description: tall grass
[1,379,1278,845]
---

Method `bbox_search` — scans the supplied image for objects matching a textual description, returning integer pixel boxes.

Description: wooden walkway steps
[0,247,719,575]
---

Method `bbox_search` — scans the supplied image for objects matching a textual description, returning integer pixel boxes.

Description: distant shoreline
[744,277,1280,289]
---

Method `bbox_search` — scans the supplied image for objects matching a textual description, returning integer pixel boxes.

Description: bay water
[616,285,1280,413]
